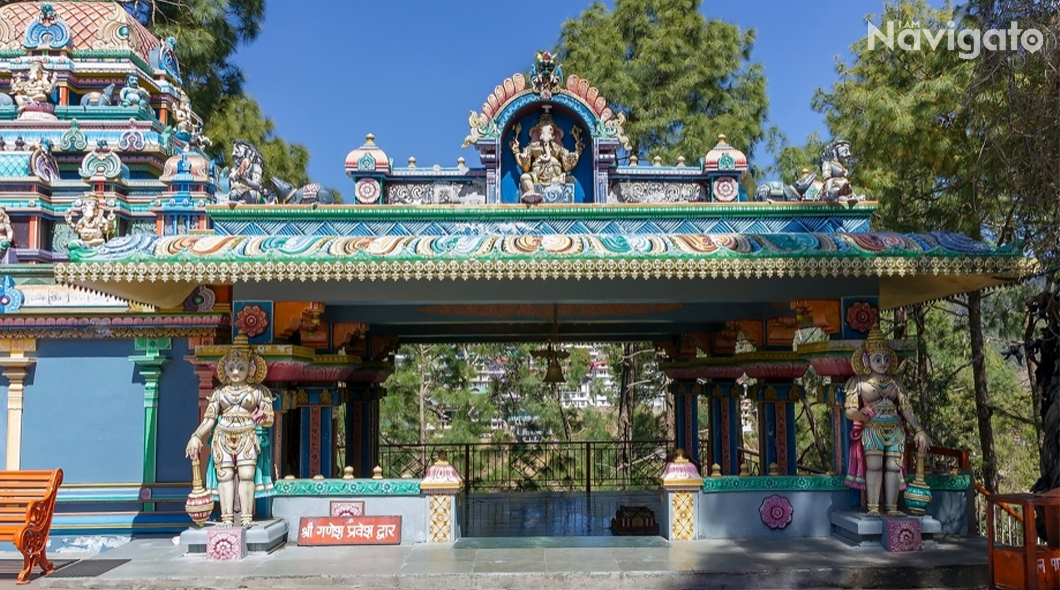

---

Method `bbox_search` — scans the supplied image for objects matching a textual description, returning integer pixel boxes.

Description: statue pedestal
[206,528,245,560]
[882,517,922,552]
[830,510,940,550]
[180,518,288,555]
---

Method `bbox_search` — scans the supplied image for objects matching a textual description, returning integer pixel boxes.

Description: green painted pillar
[130,338,171,512]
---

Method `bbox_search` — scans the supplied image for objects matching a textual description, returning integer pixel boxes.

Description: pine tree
[556,0,769,164]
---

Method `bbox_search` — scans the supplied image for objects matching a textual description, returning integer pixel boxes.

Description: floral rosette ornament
[845,301,879,334]
[235,304,269,338]
[759,494,793,530]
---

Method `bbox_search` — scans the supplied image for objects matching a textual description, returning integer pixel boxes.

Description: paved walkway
[0,534,989,590]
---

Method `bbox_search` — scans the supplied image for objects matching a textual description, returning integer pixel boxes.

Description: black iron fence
[380,440,683,493]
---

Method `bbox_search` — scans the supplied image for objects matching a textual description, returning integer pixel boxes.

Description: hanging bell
[543,357,565,383]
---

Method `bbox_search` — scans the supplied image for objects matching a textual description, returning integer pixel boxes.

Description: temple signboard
[297,516,401,546]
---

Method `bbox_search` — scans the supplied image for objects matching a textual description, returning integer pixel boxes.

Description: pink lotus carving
[760,494,794,530]
[846,302,878,334]
[235,304,269,338]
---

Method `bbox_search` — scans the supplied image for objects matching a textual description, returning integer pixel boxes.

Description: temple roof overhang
[54,231,1037,311]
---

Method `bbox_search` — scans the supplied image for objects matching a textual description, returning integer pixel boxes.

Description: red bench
[0,469,63,584]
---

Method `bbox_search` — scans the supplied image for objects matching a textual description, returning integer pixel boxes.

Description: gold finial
[673,448,689,463]
[677,156,686,167]
[457,157,466,166]
[434,451,449,465]
[365,133,376,145]
[629,155,639,166]
[739,462,749,477]
[312,474,325,480]
[710,464,722,478]
[768,462,780,475]
[372,466,383,480]
[652,155,662,167]
[717,134,728,144]
[342,466,354,480]
[407,157,416,168]
[866,324,885,345]
[282,474,295,480]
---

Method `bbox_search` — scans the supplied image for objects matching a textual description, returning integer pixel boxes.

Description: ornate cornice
[0,313,227,339]
[272,478,420,496]
[702,475,847,492]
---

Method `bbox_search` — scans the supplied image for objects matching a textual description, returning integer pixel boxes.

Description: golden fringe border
[55,256,1039,283]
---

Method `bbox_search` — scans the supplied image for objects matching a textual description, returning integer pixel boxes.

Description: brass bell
[543,357,565,383]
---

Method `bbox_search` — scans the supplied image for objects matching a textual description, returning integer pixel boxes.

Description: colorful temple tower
[0,3,1035,548]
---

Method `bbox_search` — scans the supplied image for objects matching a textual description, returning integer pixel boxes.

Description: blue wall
[156,339,202,483]
[23,339,142,484]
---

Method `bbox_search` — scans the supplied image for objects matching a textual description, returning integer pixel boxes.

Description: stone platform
[831,510,941,550]
[27,535,989,589]
[178,519,288,555]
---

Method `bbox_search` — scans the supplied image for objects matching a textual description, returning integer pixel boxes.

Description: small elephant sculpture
[271,177,336,205]
[80,83,116,107]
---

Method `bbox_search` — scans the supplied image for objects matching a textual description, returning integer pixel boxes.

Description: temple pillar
[0,339,35,470]
[345,385,381,478]
[671,380,700,462]
[284,387,342,479]
[130,337,171,511]
[707,382,740,475]
[753,383,801,475]
[828,381,851,476]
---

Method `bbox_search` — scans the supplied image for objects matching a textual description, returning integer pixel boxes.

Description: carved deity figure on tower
[185,334,275,527]
[172,89,195,135]
[510,112,583,202]
[119,73,150,110]
[0,206,13,257]
[225,140,272,203]
[64,196,116,248]
[843,326,931,517]
[11,59,56,109]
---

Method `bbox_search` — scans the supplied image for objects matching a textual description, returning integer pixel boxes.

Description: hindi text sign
[297,516,401,546]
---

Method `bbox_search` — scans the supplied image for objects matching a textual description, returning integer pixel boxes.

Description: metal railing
[986,491,1059,590]
[380,440,673,493]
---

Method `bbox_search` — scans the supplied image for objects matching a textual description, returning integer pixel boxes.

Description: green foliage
[765,131,825,184]
[910,302,1038,492]
[813,1,990,237]
[556,0,769,163]
[381,344,495,444]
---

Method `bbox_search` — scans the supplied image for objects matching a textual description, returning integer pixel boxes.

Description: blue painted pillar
[671,381,700,463]
[344,385,381,478]
[754,383,800,475]
[708,381,740,475]
[298,405,333,478]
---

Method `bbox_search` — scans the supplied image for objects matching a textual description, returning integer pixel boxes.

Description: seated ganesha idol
[186,334,274,527]
[843,326,930,517]
[510,114,583,202]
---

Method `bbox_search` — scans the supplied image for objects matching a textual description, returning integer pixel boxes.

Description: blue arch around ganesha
[493,92,607,205]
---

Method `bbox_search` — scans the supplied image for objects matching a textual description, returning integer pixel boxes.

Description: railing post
[585,441,592,495]
[463,444,471,495]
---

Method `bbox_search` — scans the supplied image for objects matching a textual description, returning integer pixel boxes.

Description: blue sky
[234,1,887,193]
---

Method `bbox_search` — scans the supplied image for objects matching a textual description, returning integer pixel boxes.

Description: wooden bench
[0,469,63,584]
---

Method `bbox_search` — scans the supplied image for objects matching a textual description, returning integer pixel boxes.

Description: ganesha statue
[510,111,583,204]
[185,334,275,527]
